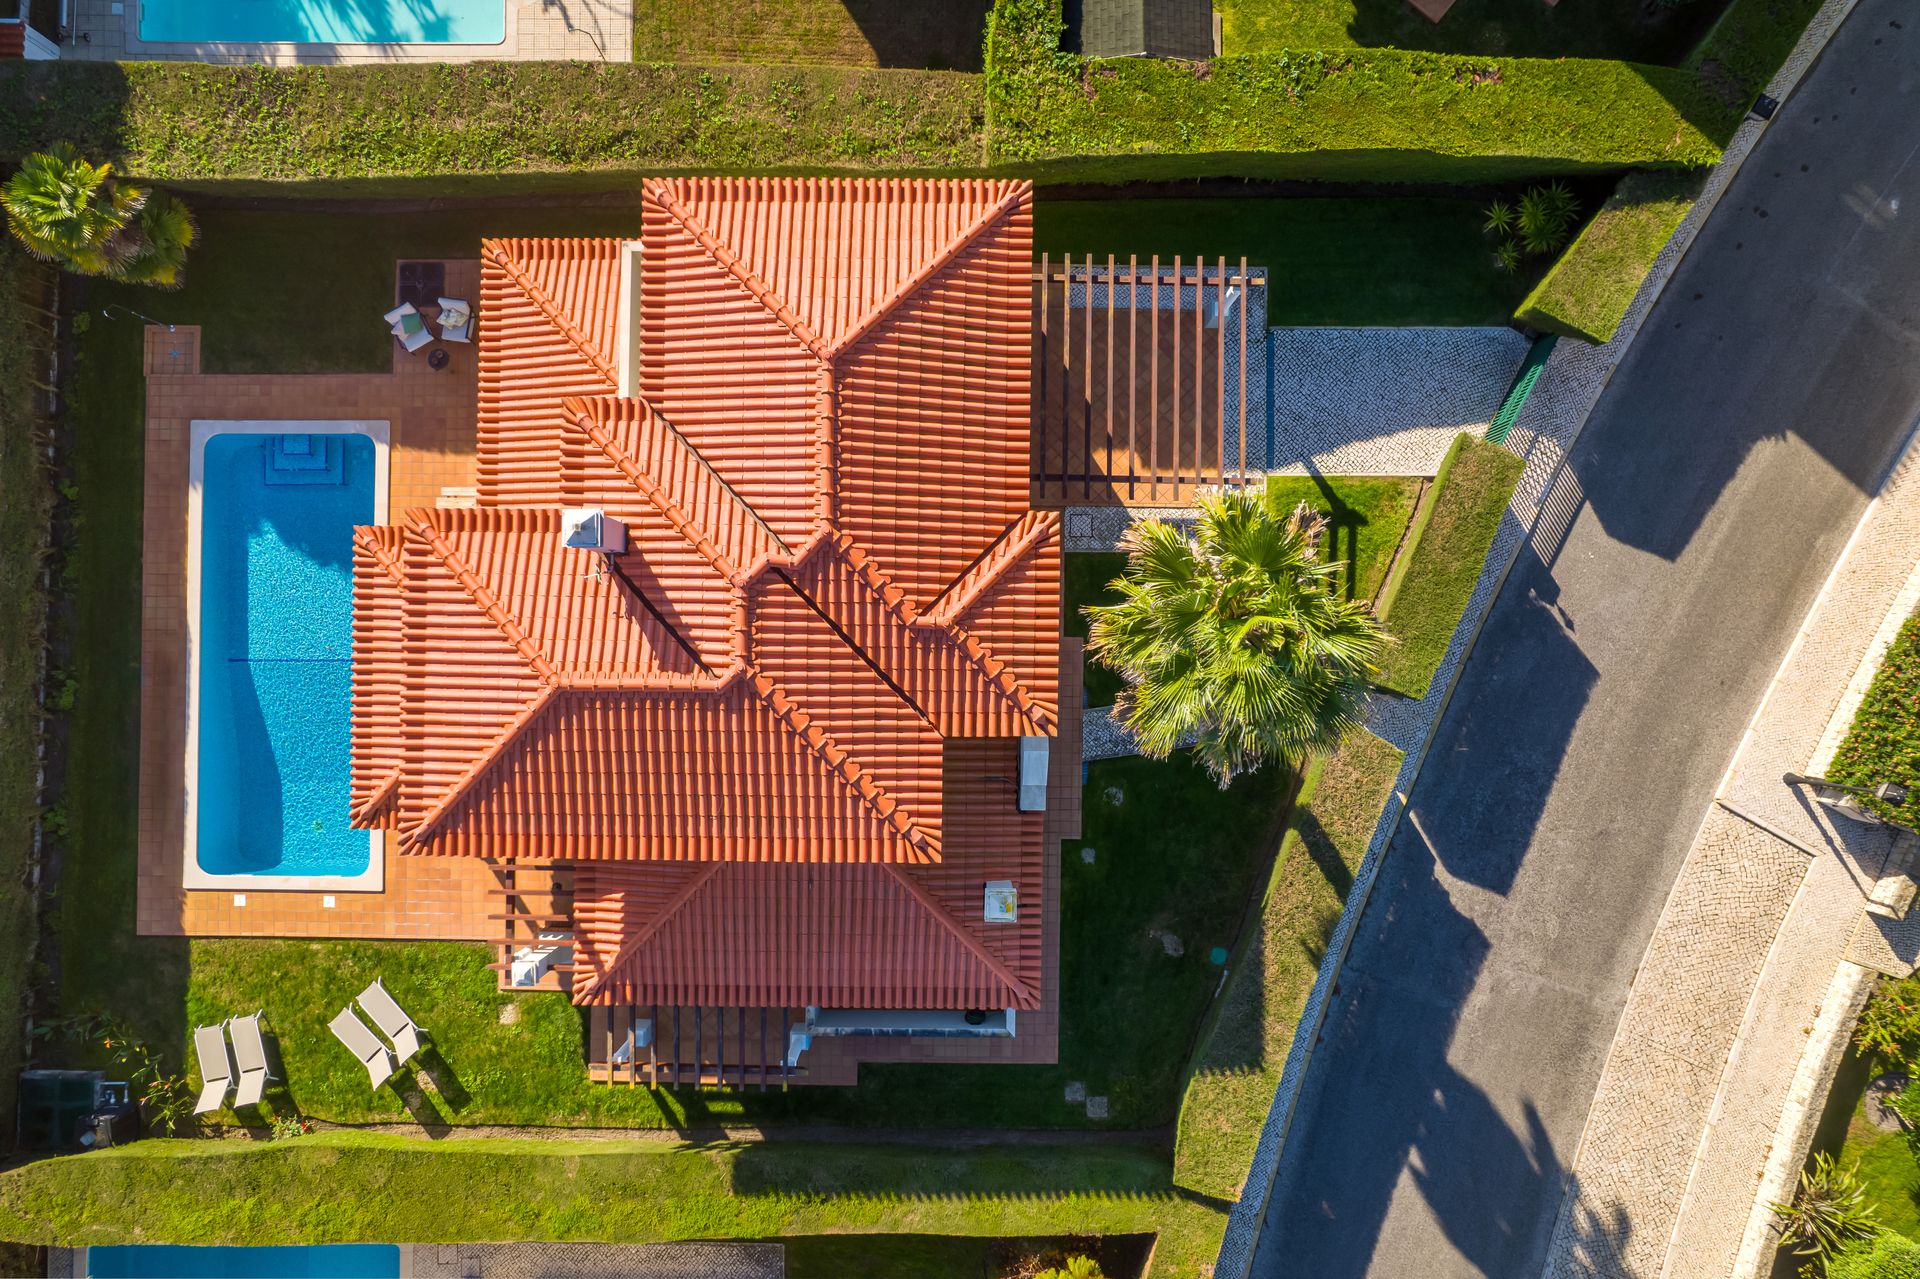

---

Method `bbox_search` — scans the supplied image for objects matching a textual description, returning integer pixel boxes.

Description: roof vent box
[984,880,1018,923]
[562,508,627,555]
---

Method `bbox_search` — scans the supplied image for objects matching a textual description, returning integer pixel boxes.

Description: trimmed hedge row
[1515,0,1827,342]
[984,0,1726,183]
[0,61,987,189]
[1514,170,1704,344]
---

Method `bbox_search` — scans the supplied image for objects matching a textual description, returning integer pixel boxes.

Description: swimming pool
[137,0,505,45]
[185,422,388,892]
[87,1243,400,1278]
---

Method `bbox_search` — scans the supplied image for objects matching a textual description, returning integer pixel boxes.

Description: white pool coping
[184,421,389,894]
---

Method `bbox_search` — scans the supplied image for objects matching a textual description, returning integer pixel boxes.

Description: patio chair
[356,977,424,1063]
[435,297,473,343]
[329,1006,397,1090]
[192,1023,234,1115]
[226,1010,277,1108]
[383,303,432,353]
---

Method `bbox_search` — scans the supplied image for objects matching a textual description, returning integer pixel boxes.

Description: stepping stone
[1104,784,1125,806]
[1154,930,1185,957]
[1086,1096,1109,1120]
[498,1003,521,1026]
[1080,846,1096,864]
[1867,1072,1911,1131]
[1065,1080,1088,1103]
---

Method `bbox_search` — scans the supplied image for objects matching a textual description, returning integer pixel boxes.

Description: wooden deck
[1032,256,1262,509]
[588,1004,807,1089]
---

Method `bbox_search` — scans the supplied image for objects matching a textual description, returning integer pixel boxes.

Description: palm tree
[3,142,193,287]
[1086,488,1387,786]
[3,142,146,275]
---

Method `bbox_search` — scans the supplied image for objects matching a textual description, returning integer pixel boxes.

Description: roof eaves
[402,683,564,852]
[574,862,723,1003]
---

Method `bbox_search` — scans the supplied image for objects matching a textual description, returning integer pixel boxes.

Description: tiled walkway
[61,0,629,64]
[138,263,494,941]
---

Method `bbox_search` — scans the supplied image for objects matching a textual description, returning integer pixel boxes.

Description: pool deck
[137,261,494,942]
[60,0,630,64]
[49,1242,787,1278]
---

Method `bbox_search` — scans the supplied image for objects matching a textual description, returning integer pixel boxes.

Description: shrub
[1857,978,1920,1070]
[1828,612,1920,828]
[984,0,1725,183]
[1830,1231,1920,1279]
[1770,1152,1877,1262]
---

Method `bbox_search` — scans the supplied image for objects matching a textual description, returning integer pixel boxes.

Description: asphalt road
[1251,7,1920,1276]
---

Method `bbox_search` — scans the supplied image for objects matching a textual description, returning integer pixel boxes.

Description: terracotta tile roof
[353,178,1057,1009]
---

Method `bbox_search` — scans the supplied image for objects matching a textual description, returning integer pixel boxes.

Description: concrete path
[1248,3,1920,1275]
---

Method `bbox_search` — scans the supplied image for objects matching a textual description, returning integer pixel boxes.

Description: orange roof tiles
[352,177,1057,1010]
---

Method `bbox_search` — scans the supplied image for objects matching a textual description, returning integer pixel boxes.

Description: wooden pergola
[1031,255,1263,508]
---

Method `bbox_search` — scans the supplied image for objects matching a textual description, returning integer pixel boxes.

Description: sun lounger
[227,1010,276,1108]
[435,297,473,343]
[356,977,424,1064]
[192,1023,233,1115]
[329,1006,397,1090]
[383,303,432,353]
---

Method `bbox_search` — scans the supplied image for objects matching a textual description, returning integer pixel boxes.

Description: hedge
[1831,1232,1920,1279]
[1172,731,1403,1201]
[1827,610,1920,827]
[983,0,1726,184]
[1515,0,1828,342]
[1514,169,1704,344]
[0,61,988,191]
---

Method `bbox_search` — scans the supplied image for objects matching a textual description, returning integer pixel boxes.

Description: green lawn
[1374,434,1525,699]
[1515,170,1703,344]
[1033,198,1531,327]
[0,1132,1227,1276]
[1216,0,1730,65]
[1068,477,1420,710]
[634,0,991,69]
[1173,730,1402,1199]
[0,246,54,1141]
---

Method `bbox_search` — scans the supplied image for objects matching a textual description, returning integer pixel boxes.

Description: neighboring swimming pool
[87,1243,401,1278]
[186,422,388,892]
[138,0,505,45]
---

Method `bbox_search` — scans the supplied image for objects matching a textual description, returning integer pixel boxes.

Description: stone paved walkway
[1539,425,1920,1279]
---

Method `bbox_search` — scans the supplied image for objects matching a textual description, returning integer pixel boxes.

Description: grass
[1514,170,1704,344]
[1033,198,1531,327]
[1066,477,1420,709]
[1216,0,1730,65]
[1374,434,1525,700]
[633,0,992,70]
[179,752,1292,1132]
[1172,730,1402,1199]
[1686,0,1829,116]
[0,1131,1229,1275]
[0,245,55,1142]
[785,1233,1150,1278]
[1826,610,1920,827]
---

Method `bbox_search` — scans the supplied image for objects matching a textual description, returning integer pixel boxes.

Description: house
[347,177,1064,1075]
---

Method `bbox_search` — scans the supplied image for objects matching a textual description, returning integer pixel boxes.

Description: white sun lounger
[227,1010,276,1108]
[192,1023,233,1115]
[357,977,424,1064]
[329,1006,397,1090]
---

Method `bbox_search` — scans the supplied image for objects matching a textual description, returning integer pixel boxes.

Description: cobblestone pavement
[404,1241,784,1278]
[1543,430,1920,1279]
[1258,328,1530,476]
[1220,0,1888,1273]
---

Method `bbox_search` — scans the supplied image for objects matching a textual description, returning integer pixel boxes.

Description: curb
[1214,0,1868,1271]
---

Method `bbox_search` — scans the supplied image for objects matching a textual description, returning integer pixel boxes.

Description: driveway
[1252,5,1920,1275]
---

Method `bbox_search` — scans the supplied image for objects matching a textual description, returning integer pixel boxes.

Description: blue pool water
[197,433,373,879]
[139,0,504,45]
[89,1244,400,1278]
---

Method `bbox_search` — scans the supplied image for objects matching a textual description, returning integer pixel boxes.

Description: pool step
[264,434,344,486]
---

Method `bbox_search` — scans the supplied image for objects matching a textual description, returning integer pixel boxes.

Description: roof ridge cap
[916,510,1058,627]
[882,863,1035,1008]
[409,509,559,684]
[742,669,939,862]
[565,396,794,586]
[574,862,724,1003]
[354,525,407,590]
[642,179,832,364]
[826,184,1029,360]
[481,239,619,385]
[403,683,563,851]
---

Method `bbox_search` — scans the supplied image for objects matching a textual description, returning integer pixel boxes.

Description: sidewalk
[1542,430,1920,1279]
